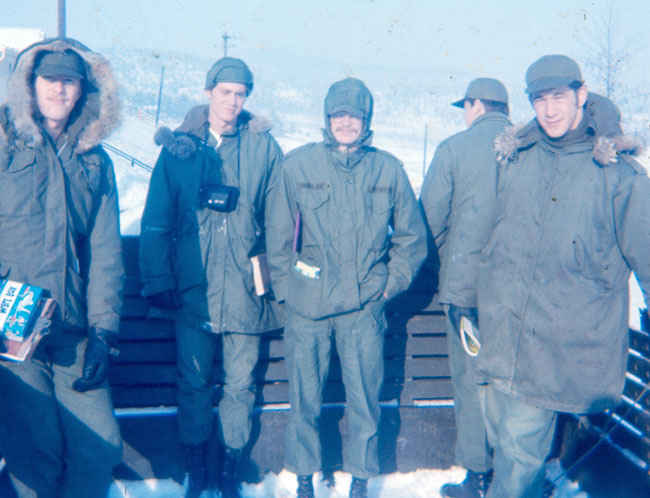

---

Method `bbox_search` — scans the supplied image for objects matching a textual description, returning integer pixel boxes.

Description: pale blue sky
[4,1,649,93]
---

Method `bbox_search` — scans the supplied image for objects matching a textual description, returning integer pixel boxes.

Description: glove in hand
[447,304,478,335]
[73,327,118,393]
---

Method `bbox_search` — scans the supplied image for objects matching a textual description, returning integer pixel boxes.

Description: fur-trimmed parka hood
[154,104,272,160]
[0,37,121,155]
[495,92,644,167]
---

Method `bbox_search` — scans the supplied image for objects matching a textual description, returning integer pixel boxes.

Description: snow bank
[107,463,589,497]
[0,27,44,51]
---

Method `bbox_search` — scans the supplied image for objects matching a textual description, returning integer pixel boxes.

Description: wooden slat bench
[113,236,457,481]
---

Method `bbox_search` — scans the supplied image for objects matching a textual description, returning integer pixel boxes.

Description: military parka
[0,38,123,334]
[420,112,511,307]
[139,105,283,334]
[478,106,650,413]
[266,136,427,320]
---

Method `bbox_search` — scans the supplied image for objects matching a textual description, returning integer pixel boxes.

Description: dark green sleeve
[266,160,297,303]
[385,163,428,300]
[613,162,650,308]
[87,152,124,333]
[139,150,178,296]
[419,141,454,251]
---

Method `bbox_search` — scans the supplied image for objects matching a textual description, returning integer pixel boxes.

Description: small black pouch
[199,184,240,212]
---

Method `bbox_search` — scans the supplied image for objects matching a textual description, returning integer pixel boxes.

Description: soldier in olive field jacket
[477,55,650,498]
[266,77,427,498]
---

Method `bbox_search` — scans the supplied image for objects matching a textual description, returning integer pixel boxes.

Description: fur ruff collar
[154,105,272,159]
[495,93,644,167]
[0,38,120,155]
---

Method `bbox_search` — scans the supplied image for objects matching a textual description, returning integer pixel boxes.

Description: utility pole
[57,0,66,38]
[155,66,165,127]
[422,123,428,181]
[222,33,231,57]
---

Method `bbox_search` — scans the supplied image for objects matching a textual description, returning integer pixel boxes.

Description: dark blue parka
[139,105,283,333]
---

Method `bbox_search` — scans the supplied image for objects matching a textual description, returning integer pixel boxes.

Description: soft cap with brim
[324,78,373,121]
[34,50,86,80]
[526,54,582,95]
[452,77,508,108]
[205,57,254,94]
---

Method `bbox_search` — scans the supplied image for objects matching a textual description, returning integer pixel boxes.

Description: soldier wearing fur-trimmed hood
[476,54,650,498]
[2,37,120,154]
[0,37,123,498]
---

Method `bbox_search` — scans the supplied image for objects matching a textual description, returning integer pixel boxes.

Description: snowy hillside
[105,47,650,229]
[105,48,471,232]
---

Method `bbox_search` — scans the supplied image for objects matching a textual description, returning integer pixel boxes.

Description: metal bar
[629,348,650,361]
[621,394,650,417]
[102,142,153,172]
[607,411,645,439]
[587,417,649,472]
[625,371,649,389]
[113,399,440,418]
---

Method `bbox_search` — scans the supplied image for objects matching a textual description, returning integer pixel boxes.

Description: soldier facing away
[420,77,511,498]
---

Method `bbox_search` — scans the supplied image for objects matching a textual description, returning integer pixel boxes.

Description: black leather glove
[147,289,181,310]
[447,304,479,335]
[73,327,119,393]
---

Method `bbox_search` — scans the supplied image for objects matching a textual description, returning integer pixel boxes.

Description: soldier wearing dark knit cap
[204,56,254,94]
[476,54,650,498]
[421,77,511,498]
[0,37,123,498]
[140,56,282,497]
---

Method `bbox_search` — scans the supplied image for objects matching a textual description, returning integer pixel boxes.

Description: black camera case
[199,184,240,212]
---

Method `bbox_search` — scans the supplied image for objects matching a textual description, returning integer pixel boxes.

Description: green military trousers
[176,316,261,450]
[445,308,492,473]
[0,330,122,498]
[284,299,387,479]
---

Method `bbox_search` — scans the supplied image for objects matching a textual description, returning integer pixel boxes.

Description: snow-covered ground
[107,460,586,497]
[0,27,44,50]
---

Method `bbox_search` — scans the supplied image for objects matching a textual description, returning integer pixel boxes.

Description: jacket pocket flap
[298,185,329,209]
[6,150,36,173]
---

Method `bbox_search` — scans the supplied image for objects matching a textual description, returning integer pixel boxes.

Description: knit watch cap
[205,57,253,94]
